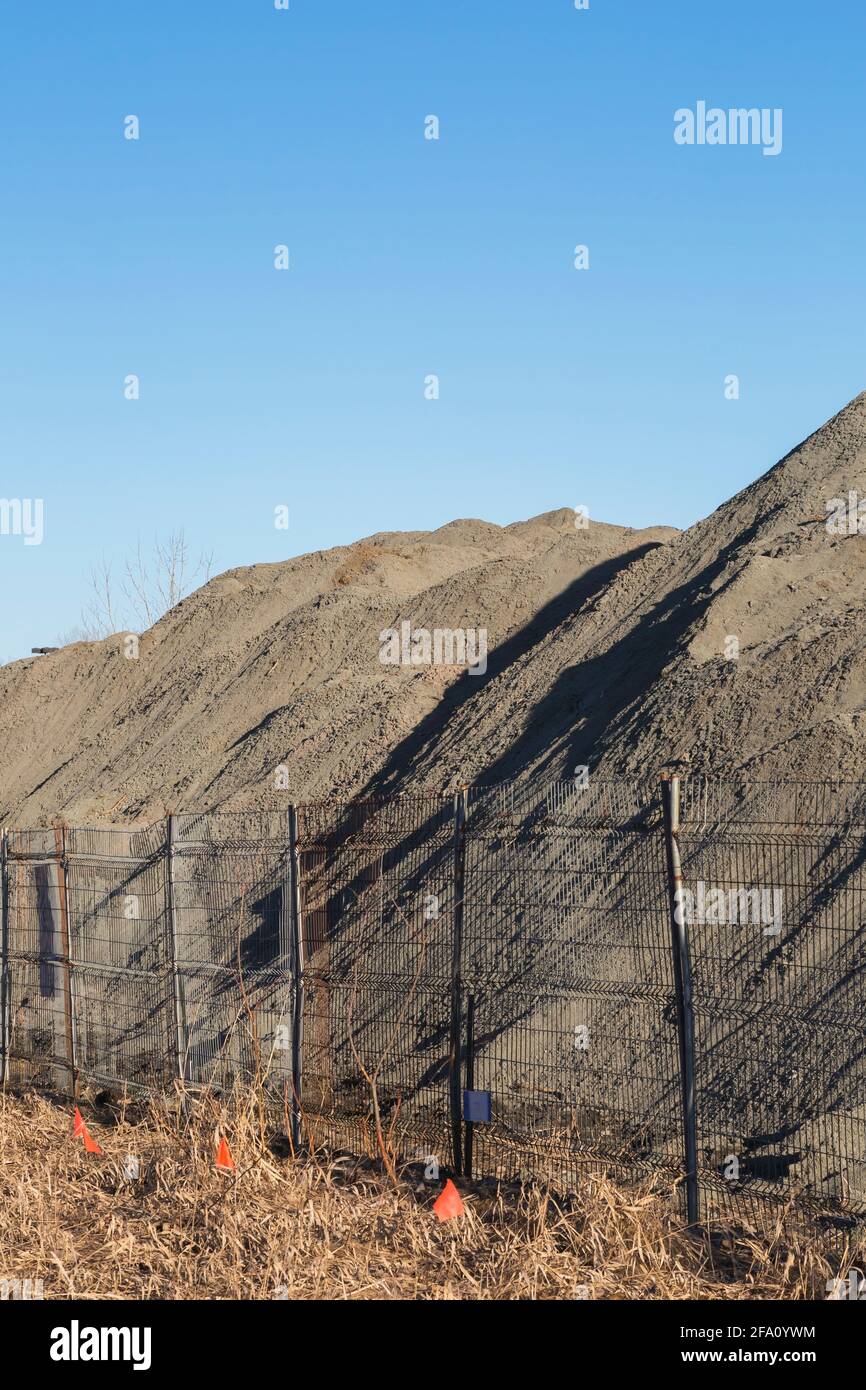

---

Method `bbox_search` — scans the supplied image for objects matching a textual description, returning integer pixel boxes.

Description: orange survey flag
[215,1136,235,1172]
[72,1106,103,1155]
[433,1179,464,1222]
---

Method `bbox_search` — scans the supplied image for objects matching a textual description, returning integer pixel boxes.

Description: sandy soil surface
[390,391,866,792]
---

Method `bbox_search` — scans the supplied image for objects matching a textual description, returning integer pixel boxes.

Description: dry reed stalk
[0,1087,846,1302]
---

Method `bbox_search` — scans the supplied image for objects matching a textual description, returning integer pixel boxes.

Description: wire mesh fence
[677,779,866,1234]
[1,778,865,1238]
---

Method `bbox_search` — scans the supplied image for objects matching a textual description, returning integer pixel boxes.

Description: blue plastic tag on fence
[463,1089,492,1123]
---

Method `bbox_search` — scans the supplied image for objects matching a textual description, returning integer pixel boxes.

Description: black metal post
[464,992,476,1180]
[449,788,468,1176]
[166,814,188,1084]
[661,776,699,1225]
[288,805,305,1155]
[53,825,78,1096]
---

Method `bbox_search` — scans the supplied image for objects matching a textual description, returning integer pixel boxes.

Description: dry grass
[0,1088,848,1300]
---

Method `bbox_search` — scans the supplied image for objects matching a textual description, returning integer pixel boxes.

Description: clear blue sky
[1,0,864,660]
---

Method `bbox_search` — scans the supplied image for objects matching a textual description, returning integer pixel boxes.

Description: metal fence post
[52,825,78,1096]
[449,788,468,1177]
[660,776,699,1225]
[288,805,305,1154]
[464,991,476,1180]
[166,815,188,1084]
[0,829,8,1086]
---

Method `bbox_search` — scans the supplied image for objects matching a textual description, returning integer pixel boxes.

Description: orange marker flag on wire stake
[215,1136,236,1172]
[433,1179,464,1222]
[71,1106,103,1156]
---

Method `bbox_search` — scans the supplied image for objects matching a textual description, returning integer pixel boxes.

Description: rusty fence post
[449,788,468,1177]
[288,805,305,1154]
[661,776,699,1225]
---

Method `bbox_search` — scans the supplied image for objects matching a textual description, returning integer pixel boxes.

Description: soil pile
[0,512,672,823]
[3,391,865,824]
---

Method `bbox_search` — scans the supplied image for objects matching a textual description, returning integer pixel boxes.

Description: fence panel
[296,795,453,1168]
[65,823,170,1092]
[171,812,292,1091]
[4,829,76,1091]
[678,779,866,1231]
[462,781,684,1197]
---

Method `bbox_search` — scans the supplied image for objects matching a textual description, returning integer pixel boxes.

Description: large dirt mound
[380,391,866,792]
[2,390,864,825]
[0,511,673,824]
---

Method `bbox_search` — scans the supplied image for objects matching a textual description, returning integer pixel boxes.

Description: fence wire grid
[1,777,865,1237]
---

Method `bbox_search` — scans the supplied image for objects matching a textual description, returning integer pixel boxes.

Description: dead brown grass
[0,1089,847,1300]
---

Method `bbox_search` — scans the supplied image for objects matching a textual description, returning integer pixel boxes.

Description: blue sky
[1,0,864,660]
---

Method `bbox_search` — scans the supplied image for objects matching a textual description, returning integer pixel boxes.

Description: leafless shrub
[61,532,215,643]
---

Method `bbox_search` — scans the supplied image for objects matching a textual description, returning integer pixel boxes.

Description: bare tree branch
[63,531,215,645]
